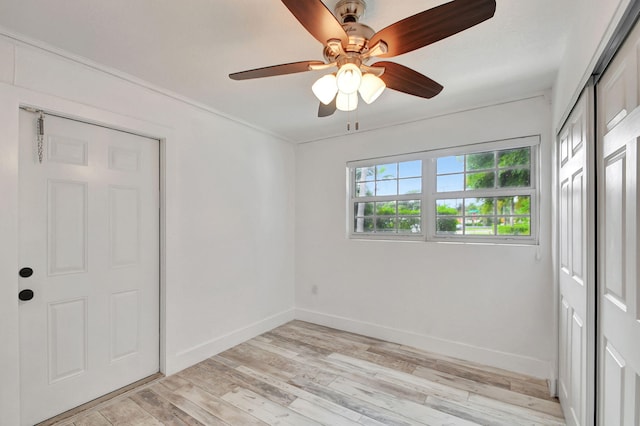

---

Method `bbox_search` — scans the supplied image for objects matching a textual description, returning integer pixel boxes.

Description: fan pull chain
[345,98,360,132]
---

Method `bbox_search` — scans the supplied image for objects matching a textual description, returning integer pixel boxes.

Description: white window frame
[347,135,540,244]
[348,153,426,240]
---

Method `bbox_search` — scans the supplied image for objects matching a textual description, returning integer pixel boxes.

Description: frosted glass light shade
[359,73,386,104]
[312,74,338,105]
[336,91,358,111]
[336,63,362,94]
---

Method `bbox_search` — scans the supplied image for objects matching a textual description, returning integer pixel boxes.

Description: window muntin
[348,137,538,243]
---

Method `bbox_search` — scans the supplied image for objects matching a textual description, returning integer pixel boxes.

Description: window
[353,160,423,235]
[348,136,538,243]
[435,146,534,238]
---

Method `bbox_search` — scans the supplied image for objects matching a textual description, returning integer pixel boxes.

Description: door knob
[19,289,34,301]
[19,267,33,278]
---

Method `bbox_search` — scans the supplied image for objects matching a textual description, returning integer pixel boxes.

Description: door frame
[0,84,170,425]
[554,84,597,426]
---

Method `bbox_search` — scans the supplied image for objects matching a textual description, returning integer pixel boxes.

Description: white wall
[0,35,295,425]
[553,0,630,130]
[295,95,555,379]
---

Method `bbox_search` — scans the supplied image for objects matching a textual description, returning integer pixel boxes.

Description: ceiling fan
[229,0,496,117]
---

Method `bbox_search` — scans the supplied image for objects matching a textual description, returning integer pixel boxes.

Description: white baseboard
[166,308,296,375]
[295,308,553,381]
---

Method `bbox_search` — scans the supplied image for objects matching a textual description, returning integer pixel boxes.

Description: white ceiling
[0,0,573,143]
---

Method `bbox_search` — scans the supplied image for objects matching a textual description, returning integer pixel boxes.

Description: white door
[18,110,160,425]
[597,19,640,425]
[557,89,595,426]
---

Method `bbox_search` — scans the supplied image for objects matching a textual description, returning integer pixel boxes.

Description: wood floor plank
[201,358,298,406]
[413,365,564,418]
[46,321,565,426]
[129,387,203,426]
[221,387,321,426]
[177,363,238,397]
[99,398,164,425]
[287,398,363,426]
[465,393,566,425]
[149,383,228,426]
[236,365,363,421]
[289,377,415,426]
[174,383,267,425]
[329,376,480,426]
[72,411,112,426]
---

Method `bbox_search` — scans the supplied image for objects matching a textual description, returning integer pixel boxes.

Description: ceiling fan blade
[281,0,349,46]
[318,96,337,117]
[229,60,325,80]
[369,0,496,58]
[376,62,443,99]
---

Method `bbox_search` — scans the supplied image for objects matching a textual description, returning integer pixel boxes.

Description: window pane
[353,217,374,233]
[466,172,495,189]
[355,181,374,197]
[514,195,531,215]
[464,217,495,235]
[376,163,397,180]
[497,217,531,235]
[466,197,494,215]
[398,200,421,215]
[376,217,396,232]
[354,202,374,216]
[376,180,397,196]
[466,152,495,170]
[498,147,530,167]
[399,178,422,195]
[464,198,484,216]
[496,196,531,215]
[399,160,422,178]
[355,166,375,182]
[437,174,464,192]
[498,169,530,187]
[398,217,421,233]
[436,216,461,234]
[376,201,396,215]
[436,199,463,216]
[437,156,464,174]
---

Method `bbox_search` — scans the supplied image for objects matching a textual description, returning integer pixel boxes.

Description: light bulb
[336,63,362,94]
[358,73,386,104]
[312,74,338,105]
[336,91,358,111]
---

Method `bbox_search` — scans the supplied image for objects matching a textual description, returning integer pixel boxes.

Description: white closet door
[597,18,640,426]
[557,89,595,426]
[18,111,160,425]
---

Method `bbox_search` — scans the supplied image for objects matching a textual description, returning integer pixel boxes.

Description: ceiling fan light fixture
[336,63,362,94]
[312,74,338,105]
[336,91,358,111]
[358,73,386,104]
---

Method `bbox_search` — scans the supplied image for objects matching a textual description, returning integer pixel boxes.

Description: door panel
[557,89,595,426]
[18,111,160,425]
[597,17,640,425]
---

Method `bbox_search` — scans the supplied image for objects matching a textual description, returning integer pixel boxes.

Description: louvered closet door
[18,111,160,426]
[557,89,595,426]
[596,18,640,426]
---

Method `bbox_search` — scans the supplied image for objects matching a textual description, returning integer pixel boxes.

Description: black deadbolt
[19,289,34,301]
[19,267,33,278]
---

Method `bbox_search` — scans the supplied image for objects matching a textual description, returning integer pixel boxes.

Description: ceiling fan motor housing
[323,0,374,62]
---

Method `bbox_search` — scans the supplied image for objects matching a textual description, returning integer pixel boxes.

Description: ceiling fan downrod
[334,0,367,23]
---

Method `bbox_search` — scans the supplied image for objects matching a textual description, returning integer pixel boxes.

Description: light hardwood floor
[45,321,565,426]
